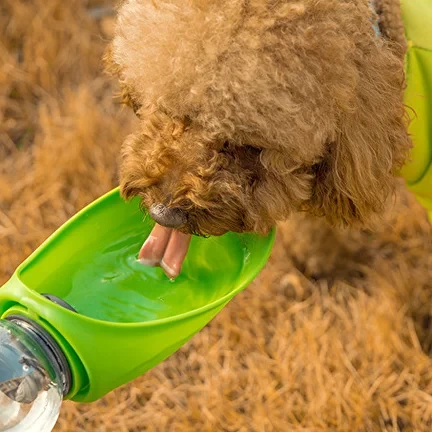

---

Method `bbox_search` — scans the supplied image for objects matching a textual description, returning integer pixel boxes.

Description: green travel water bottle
[0,188,275,431]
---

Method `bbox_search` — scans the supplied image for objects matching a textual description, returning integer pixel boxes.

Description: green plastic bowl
[0,187,275,402]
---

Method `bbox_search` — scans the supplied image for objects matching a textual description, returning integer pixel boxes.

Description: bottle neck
[4,315,72,397]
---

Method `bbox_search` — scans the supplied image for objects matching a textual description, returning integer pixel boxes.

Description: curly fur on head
[106,0,411,236]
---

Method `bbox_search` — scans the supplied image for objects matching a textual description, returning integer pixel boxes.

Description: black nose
[149,204,187,229]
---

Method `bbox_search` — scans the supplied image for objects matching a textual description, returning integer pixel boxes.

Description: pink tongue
[138,224,191,279]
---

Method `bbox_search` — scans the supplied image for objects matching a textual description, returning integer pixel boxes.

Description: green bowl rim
[14,187,276,327]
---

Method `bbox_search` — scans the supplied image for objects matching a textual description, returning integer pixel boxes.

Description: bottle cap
[0,318,67,432]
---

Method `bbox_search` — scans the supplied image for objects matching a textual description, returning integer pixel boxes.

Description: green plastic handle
[0,188,275,402]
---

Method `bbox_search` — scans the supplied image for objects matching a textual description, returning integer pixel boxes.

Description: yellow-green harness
[400,1,432,220]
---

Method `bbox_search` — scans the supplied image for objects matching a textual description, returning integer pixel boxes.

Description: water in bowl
[40,229,244,323]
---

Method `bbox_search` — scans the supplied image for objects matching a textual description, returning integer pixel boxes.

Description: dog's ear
[305,43,412,227]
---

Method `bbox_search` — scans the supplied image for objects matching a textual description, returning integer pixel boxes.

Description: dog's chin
[172,215,246,237]
[178,222,231,238]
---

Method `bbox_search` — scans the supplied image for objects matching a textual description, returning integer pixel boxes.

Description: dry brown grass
[1,1,432,431]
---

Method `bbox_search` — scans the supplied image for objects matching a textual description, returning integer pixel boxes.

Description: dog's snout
[149,204,187,229]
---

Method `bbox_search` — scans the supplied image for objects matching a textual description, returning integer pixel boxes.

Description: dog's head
[117,111,268,236]
[107,0,411,236]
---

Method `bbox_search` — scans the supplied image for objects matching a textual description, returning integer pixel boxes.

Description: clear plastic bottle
[0,317,70,432]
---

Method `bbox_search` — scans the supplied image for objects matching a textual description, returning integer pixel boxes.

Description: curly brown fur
[374,0,407,56]
[106,0,412,236]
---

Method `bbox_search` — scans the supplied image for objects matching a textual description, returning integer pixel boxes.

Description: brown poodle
[105,0,413,277]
